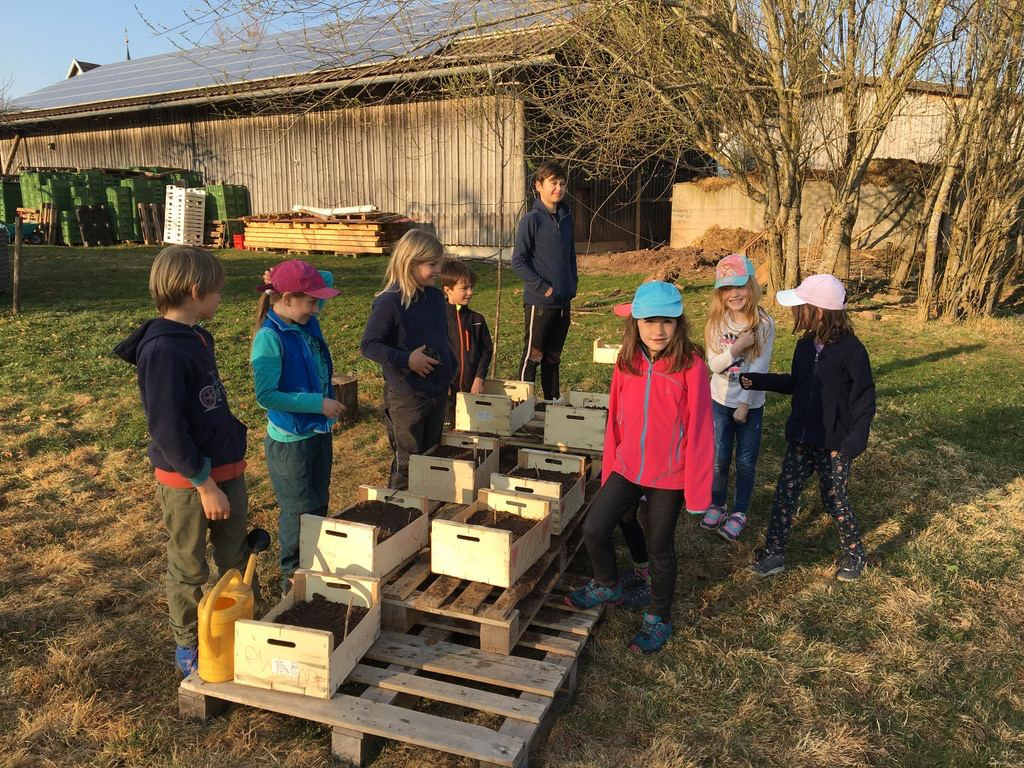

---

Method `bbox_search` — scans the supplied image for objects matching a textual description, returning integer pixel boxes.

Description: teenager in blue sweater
[252,259,342,592]
[361,229,455,489]
[511,161,577,400]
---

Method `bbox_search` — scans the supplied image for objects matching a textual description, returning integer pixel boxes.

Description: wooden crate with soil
[430,488,551,589]
[408,432,500,504]
[543,390,610,453]
[299,486,429,578]
[490,449,588,536]
[455,379,535,436]
[233,571,380,699]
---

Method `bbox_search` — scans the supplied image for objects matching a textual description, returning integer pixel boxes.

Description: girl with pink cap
[740,274,876,582]
[701,253,775,541]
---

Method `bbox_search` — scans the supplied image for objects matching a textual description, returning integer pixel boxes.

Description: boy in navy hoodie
[441,259,494,425]
[511,161,577,400]
[114,245,253,677]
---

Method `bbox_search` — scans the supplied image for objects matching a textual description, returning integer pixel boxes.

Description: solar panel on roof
[10,0,559,114]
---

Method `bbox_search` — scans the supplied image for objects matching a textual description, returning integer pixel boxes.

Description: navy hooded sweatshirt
[511,198,578,307]
[114,318,247,484]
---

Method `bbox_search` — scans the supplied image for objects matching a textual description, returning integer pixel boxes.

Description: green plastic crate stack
[203,184,250,222]
[105,187,136,241]
[168,171,203,188]
[60,210,82,246]
[40,177,73,213]
[19,171,50,210]
[0,181,23,223]
[120,177,167,240]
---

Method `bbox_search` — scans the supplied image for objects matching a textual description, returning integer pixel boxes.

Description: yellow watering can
[197,528,271,683]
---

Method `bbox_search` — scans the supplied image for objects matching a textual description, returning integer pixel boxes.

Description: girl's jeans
[763,442,865,557]
[582,472,683,620]
[711,401,764,514]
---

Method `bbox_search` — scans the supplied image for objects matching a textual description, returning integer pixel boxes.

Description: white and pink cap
[776,274,846,310]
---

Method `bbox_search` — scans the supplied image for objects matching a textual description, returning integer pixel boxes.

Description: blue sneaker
[564,578,622,609]
[175,645,198,677]
[628,612,673,654]
[620,568,651,610]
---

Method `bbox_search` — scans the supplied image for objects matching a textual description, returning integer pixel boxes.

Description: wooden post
[12,215,22,314]
[332,374,359,429]
[2,135,22,175]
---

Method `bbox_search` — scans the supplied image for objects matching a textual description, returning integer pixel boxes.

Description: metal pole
[12,215,23,314]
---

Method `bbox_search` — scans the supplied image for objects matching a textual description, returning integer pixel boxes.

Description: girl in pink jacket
[566,281,713,653]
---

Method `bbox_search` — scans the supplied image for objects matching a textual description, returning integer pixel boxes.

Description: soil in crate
[331,500,422,543]
[508,467,582,495]
[273,594,369,649]
[429,444,488,465]
[498,445,520,474]
[465,509,537,540]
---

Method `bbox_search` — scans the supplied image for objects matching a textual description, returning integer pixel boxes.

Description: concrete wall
[671,179,921,251]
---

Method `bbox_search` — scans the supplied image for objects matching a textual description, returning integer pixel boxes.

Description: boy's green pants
[156,475,253,648]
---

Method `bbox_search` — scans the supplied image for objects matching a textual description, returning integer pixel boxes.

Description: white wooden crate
[543,391,610,453]
[430,488,551,588]
[164,187,207,245]
[592,338,621,364]
[489,448,587,536]
[455,379,535,436]
[408,432,500,504]
[299,486,429,578]
[234,571,380,699]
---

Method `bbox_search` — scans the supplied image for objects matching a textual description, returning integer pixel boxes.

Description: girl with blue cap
[565,280,713,653]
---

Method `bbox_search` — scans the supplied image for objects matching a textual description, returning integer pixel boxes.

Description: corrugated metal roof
[10,0,560,116]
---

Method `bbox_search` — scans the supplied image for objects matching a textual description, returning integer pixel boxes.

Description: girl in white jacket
[700,254,775,541]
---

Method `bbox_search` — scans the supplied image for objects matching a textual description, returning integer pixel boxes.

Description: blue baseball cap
[613,281,683,318]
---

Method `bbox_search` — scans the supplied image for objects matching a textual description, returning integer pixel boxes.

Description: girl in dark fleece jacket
[741,274,876,582]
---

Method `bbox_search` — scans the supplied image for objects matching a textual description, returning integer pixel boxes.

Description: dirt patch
[578,226,764,281]
[508,467,582,495]
[466,509,537,540]
[331,500,421,542]
[274,593,369,649]
[428,444,488,465]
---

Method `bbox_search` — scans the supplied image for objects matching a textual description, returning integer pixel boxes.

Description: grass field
[1,245,1023,768]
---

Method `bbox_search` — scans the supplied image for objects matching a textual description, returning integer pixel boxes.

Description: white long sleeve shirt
[706,312,776,409]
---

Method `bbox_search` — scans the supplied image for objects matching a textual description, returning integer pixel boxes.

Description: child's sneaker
[564,578,622,609]
[699,504,728,530]
[718,511,747,542]
[750,548,785,578]
[628,612,672,654]
[620,568,651,610]
[175,645,198,677]
[834,552,866,582]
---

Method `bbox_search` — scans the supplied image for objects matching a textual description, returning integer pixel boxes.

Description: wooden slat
[515,631,583,657]
[365,631,566,696]
[348,664,548,724]
[179,677,524,767]
[528,609,595,636]
[413,575,463,610]
[448,581,495,615]
[383,556,431,601]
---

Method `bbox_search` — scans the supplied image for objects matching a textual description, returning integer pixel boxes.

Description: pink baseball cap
[714,253,755,288]
[258,260,340,299]
[776,274,846,310]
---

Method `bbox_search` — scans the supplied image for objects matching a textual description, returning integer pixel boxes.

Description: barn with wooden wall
[0,4,684,256]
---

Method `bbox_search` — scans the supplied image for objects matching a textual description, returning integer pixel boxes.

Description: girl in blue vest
[252,259,344,592]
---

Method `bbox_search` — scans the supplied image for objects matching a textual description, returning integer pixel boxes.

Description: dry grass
[1,246,1022,767]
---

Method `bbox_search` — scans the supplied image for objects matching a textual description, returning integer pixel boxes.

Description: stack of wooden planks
[242,212,413,255]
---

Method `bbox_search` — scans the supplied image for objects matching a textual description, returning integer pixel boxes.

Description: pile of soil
[429,444,488,465]
[508,467,581,495]
[332,500,421,543]
[274,594,369,649]
[578,227,764,281]
[466,509,537,540]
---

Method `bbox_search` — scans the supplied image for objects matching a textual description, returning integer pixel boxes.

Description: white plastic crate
[164,187,207,245]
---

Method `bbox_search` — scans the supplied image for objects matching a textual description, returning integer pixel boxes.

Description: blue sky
[2,1,237,99]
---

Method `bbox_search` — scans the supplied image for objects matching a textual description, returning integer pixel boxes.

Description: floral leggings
[763,443,865,558]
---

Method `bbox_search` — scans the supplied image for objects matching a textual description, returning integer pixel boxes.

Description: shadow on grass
[873,343,985,376]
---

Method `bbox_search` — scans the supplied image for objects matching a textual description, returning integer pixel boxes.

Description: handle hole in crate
[567,414,585,421]
[507,500,526,509]
[544,458,562,465]
[323,582,353,590]
[326,530,348,538]
[457,534,480,542]
[429,465,451,472]
[267,639,296,648]
[513,485,534,494]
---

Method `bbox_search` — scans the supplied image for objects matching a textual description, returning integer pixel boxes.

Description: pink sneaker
[699,505,727,530]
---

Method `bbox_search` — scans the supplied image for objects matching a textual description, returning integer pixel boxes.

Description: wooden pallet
[241,212,412,255]
[138,203,164,245]
[380,478,597,654]
[179,597,601,767]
